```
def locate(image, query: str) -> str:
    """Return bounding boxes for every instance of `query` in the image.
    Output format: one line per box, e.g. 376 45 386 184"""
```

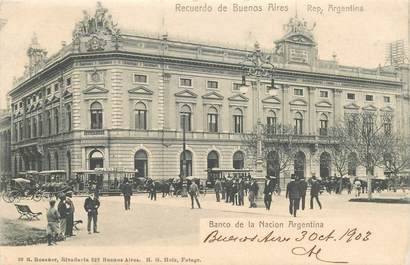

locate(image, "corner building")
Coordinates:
8 4 410 187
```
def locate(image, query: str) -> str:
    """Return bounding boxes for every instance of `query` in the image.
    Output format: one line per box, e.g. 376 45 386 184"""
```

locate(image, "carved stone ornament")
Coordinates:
87 35 107 51
72 2 121 40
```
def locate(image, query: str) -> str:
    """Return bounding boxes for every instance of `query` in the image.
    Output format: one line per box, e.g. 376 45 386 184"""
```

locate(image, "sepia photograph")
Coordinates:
0 0 409 264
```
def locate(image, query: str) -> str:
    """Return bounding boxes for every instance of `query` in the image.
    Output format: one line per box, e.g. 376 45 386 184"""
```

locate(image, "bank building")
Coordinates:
3 3 409 187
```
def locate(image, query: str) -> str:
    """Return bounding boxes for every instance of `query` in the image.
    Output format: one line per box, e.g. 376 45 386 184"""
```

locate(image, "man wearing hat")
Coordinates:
298 176 308 210
310 176 322 209
263 176 274 210
286 174 302 217
46 199 60 245
84 193 100 234
57 194 68 239
65 191 75 237
120 178 133 210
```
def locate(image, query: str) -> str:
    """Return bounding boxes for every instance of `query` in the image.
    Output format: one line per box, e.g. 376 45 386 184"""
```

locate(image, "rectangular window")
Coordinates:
135 110 147 130
234 115 243 133
32 118 37 138
232 83 242 91
54 83 59 92
347 93 355 100
134 74 148 84
365 95 374 101
207 80 218 89
66 77 71 87
38 115 43 137
46 87 51 95
91 110 103 129
384 96 390 103
294 88 303 96
320 91 328 98
208 114 218 132
267 117 277 133
26 118 31 139
320 120 328 136
19 102 23 108
180 78 192 87
180 113 191 132
294 119 303 135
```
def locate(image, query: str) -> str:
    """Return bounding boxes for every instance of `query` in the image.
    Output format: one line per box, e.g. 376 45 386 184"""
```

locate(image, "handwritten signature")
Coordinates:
291 245 348 264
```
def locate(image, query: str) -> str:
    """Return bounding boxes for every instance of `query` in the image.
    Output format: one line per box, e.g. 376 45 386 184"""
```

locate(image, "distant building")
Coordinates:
0 109 11 179
7 3 410 186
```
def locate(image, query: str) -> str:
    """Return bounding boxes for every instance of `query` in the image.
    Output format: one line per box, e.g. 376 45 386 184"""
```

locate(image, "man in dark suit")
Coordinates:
214 178 222 202
298 177 308 210
120 178 133 210
84 193 100 234
286 175 302 217
310 176 322 209
263 176 274 210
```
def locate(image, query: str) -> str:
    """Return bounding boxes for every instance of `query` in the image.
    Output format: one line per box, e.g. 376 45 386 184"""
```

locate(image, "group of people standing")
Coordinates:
46 192 100 246
286 175 322 217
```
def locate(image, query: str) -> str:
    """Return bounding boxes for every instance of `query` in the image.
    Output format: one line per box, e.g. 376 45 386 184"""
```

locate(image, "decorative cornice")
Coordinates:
174 89 198 98
202 91 224 100
83 85 109 94
228 94 249 102
128 86 153 95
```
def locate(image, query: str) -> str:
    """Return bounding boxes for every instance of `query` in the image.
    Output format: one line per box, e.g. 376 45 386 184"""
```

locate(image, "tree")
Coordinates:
241 123 302 181
342 111 395 198
383 136 410 190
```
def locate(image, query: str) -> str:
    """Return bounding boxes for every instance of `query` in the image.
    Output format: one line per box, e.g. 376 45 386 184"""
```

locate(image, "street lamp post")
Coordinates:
181 113 188 197
240 42 277 180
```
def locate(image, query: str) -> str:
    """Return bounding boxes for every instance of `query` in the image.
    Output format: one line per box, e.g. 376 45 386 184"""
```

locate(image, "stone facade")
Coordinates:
6 4 410 187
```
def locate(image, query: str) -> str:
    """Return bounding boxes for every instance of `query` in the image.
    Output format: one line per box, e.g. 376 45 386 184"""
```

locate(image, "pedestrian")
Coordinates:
354 178 361 197
57 194 68 240
46 200 60 246
310 176 322 209
214 178 222 202
238 178 245 206
286 176 302 217
232 180 238 205
298 177 308 210
150 181 157 201
248 178 259 208
221 178 226 200
120 179 133 210
263 176 274 210
225 178 232 203
84 193 100 234
65 191 75 237
189 180 201 209
169 183 175 197
113 177 119 190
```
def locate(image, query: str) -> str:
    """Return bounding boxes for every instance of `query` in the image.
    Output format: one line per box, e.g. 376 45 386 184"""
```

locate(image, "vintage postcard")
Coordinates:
0 0 409 264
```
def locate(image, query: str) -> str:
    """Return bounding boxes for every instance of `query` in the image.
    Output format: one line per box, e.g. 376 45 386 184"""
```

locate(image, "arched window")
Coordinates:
90 102 103 129
207 151 219 169
54 108 59 134
134 150 148 177
319 152 331 179
294 112 303 135
233 151 244 169
67 151 72 179
180 150 193 177
66 105 72 132
319 114 328 136
294 151 306 179
180 105 192 132
233 108 243 133
135 102 147 130
32 117 37 138
267 110 277 133
54 152 59 170
348 152 357 176
38 114 43 136
207 107 218 132
89 150 104 170
47 152 51 170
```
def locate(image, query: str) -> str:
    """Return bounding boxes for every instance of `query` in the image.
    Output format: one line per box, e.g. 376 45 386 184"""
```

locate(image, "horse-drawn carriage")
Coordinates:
2 178 42 203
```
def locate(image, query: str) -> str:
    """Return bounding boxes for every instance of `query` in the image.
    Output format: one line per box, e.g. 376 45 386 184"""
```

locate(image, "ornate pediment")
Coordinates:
128 86 153 95
380 106 394 112
202 91 224 100
315 100 332 108
344 103 360 110
174 89 198 98
362 104 377 111
83 85 109 94
228 94 249 102
289 98 308 106
262 95 281 104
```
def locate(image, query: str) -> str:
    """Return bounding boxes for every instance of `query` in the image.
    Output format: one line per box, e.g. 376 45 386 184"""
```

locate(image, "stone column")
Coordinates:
308 86 316 135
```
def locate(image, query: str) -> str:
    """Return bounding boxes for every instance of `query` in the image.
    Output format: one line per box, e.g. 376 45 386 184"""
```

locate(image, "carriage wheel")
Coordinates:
33 191 42 202
2 191 12 203
10 191 21 203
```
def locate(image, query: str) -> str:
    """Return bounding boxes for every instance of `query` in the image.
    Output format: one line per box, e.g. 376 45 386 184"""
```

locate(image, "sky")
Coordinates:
0 0 408 109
